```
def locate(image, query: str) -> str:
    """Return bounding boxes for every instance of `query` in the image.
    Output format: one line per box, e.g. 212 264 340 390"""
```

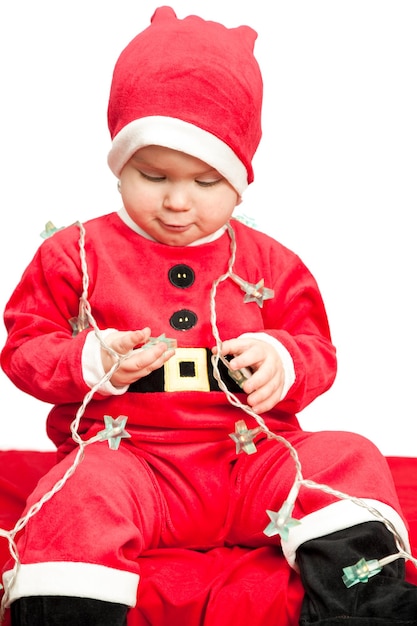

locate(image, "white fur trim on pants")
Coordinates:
282 498 410 570
2 561 139 608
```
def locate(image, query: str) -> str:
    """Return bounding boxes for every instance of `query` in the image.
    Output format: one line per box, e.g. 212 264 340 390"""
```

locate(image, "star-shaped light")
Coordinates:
263 501 301 541
142 334 177 350
229 274 274 308
97 415 131 450
233 213 257 229
241 279 275 308
40 221 65 239
342 557 382 588
68 314 90 336
68 301 90 336
229 419 262 455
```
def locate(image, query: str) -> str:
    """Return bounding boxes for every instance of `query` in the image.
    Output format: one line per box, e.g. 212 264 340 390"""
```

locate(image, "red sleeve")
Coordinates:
258 245 337 414
1 226 92 405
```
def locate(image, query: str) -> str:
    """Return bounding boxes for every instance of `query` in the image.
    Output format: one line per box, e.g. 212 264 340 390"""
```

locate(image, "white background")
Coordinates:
0 1 416 455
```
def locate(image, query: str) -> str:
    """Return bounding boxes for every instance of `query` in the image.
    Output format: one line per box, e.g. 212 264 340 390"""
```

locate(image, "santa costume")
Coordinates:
1 6 416 626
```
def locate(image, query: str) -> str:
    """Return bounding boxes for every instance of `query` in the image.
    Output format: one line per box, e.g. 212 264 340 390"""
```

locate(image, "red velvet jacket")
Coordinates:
1 214 336 454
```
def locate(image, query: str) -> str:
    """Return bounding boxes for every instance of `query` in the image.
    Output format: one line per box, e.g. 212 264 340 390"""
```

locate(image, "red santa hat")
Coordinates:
107 6 263 195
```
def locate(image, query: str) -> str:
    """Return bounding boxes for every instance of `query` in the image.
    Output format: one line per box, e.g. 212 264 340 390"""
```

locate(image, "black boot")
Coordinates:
10 596 128 626
296 521 417 625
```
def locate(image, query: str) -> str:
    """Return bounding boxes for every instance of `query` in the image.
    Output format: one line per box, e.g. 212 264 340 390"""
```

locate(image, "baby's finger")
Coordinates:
130 342 176 375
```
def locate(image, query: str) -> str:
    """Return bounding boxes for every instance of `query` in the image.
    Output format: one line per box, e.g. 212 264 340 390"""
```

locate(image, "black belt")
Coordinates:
128 348 243 394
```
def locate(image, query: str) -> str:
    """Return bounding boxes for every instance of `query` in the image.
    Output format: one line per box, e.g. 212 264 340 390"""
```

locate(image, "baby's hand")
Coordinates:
213 337 285 414
101 327 175 388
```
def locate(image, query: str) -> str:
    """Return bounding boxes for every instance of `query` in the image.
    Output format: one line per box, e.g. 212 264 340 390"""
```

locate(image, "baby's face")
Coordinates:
118 145 240 246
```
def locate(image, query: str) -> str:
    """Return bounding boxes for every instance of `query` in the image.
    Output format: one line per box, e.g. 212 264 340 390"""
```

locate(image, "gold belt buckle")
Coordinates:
164 348 210 392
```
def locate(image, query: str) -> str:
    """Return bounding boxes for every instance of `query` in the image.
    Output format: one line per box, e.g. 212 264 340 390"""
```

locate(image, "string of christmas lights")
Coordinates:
1 219 416 622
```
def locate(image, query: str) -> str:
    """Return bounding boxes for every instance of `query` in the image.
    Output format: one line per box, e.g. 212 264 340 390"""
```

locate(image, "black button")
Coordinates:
168 264 195 289
170 309 197 331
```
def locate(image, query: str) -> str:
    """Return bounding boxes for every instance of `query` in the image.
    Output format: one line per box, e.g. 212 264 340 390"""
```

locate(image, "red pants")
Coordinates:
3 429 407 610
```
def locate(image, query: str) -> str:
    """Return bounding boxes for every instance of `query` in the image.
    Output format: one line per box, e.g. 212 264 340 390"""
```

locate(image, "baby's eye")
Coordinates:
195 178 222 188
139 170 166 182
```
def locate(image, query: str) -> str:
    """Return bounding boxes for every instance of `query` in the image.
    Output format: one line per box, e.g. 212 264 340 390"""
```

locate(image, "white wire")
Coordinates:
1 219 416 622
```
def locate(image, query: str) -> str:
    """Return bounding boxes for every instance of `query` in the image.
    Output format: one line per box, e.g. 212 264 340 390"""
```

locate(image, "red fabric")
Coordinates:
107 7 262 184
1 216 336 456
1 451 417 626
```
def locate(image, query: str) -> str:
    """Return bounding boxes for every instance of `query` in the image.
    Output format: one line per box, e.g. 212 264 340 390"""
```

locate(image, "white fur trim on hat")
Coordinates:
107 116 249 195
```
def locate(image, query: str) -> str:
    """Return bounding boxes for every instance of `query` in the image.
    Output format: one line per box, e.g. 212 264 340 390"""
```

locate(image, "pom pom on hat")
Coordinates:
107 6 263 194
